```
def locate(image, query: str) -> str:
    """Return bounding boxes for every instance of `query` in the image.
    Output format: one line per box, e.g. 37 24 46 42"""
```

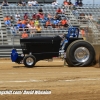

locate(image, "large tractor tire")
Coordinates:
23 55 36 68
66 40 95 67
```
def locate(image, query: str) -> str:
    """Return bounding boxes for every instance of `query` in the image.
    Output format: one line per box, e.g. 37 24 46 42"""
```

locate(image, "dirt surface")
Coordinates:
0 59 100 100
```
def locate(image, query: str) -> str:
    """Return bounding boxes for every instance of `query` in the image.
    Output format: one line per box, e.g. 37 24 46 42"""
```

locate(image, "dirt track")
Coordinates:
0 59 100 100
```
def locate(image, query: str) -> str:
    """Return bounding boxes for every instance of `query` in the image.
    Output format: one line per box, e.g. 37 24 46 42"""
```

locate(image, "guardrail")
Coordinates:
0 45 22 58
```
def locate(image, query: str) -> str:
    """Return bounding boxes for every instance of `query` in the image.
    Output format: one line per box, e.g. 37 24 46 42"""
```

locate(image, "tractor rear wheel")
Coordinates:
66 40 95 67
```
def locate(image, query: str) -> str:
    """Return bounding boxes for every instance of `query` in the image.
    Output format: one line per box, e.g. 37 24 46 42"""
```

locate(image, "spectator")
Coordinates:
55 14 61 20
21 31 28 38
52 18 60 28
79 0 83 7
36 25 42 33
63 0 69 6
42 13 49 23
72 9 79 19
44 13 48 19
36 14 40 20
4 16 11 26
80 28 85 38
79 13 85 20
21 19 27 28
66 0 73 9
60 18 68 28
21 0 26 6
18 0 23 6
75 0 79 6
38 7 43 14
88 14 93 20
39 13 44 20
36 13 44 20
24 13 28 20
48 14 53 19
34 19 39 27
56 8 63 14
26 22 35 37
28 0 33 6
47 14 54 24
17 19 27 31
22 0 26 6
44 20 52 28
60 7 65 14
68 0 73 6
10 15 14 24
17 19 22 25
32 13 37 20
10 25 16 35
2 0 9 6
29 19 34 26
15 13 20 21
52 0 58 8
32 0 38 6
16 19 23 31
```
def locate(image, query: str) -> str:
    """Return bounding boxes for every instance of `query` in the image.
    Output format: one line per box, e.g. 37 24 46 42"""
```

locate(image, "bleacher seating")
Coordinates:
1 4 100 46
73 4 100 44
2 5 64 24
1 5 69 45
75 4 100 20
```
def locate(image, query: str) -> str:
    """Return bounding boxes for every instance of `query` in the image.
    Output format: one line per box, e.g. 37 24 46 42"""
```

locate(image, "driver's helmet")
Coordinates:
70 28 77 37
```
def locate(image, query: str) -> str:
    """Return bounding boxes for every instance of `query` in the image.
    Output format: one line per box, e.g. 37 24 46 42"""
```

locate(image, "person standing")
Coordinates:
21 31 28 38
10 25 17 35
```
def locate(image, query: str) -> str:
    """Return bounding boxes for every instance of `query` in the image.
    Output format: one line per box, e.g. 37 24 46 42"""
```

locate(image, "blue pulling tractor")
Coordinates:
11 27 95 68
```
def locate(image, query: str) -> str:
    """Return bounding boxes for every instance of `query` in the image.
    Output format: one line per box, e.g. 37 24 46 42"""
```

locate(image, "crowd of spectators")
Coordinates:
3 1 69 38
72 8 94 21
2 0 86 38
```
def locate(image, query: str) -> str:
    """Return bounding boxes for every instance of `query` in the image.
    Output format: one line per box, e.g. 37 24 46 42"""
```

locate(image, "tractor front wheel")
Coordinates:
23 55 36 68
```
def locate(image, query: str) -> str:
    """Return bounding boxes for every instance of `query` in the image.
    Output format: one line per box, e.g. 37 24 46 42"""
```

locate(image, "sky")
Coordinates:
58 0 100 4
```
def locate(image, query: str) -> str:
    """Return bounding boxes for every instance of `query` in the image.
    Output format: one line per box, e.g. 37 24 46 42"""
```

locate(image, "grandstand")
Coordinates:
1 4 70 44
0 1 100 57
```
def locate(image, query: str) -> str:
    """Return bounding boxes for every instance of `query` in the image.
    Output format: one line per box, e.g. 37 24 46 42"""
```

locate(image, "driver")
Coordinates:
59 34 68 52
